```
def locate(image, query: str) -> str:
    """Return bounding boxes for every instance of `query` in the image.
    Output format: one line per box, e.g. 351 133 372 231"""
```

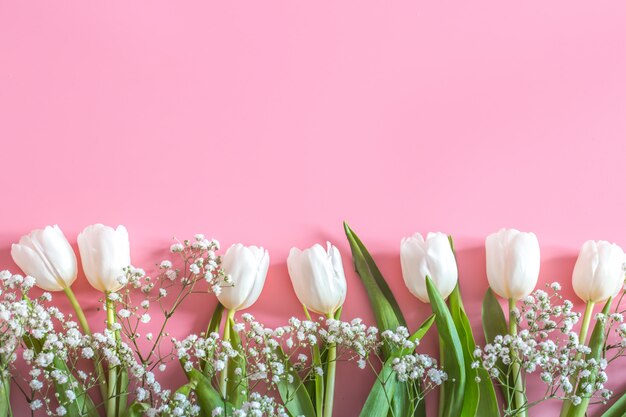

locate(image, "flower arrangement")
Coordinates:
1 223 626 417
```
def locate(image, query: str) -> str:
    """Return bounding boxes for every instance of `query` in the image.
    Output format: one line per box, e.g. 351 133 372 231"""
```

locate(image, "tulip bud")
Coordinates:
400 232 458 303
217 244 270 311
572 240 625 303
485 228 540 300
11 225 78 291
77 224 131 293
287 242 347 316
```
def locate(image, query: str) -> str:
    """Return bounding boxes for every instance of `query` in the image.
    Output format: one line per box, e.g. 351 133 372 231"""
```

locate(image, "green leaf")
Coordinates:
226 316 248 407
202 303 225 376
276 348 317 417
23 335 98 417
567 298 612 417
426 276 466 417
334 306 343 320
400 314 435 417
345 222 426 417
303 305 324 416
115 367 129 417
398 314 436 357
52 355 99 417
359 361 397 417
122 402 149 417
0 373 9 417
411 314 436 343
482 288 520 409
176 383 193 397
344 222 406 346
450 285 499 417
208 303 225 335
190 369 231 417
481 288 508 346
392 379 410 417
601 391 626 417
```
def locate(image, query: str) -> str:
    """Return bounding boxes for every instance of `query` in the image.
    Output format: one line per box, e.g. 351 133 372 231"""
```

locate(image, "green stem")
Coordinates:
106 294 118 417
438 342 445 417
219 309 235 399
559 301 596 417
509 298 527 417
578 301 595 347
302 304 324 417
63 286 91 335
63 286 108 401
304 306 324 417
1 372 11 417
323 313 337 417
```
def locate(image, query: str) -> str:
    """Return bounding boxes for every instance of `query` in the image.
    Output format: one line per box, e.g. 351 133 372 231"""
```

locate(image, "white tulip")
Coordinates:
572 240 625 303
77 224 131 293
287 242 347 316
11 225 77 291
485 228 540 300
217 244 270 311
400 232 458 303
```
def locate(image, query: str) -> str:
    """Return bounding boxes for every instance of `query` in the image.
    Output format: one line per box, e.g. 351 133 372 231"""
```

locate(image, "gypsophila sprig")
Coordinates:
473 283 612 415
111 235 228 376
174 313 380 413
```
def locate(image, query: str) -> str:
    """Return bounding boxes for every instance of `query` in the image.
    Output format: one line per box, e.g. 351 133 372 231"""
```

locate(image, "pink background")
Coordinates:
2 2 626 416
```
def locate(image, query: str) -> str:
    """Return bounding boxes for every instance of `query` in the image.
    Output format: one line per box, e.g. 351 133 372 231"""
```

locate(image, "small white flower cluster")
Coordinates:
473 284 612 412
167 234 226 294
0 271 38 372
174 332 237 376
381 326 447 390
144 391 201 417
102 235 230 388
175 314 380 395
212 392 292 417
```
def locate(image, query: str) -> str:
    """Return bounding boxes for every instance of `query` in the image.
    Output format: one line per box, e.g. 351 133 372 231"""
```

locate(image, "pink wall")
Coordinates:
2 2 626 416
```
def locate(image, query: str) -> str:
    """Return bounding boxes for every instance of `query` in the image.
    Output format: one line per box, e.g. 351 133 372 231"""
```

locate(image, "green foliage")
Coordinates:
449 285 499 416
276 348 317 417
426 276 466 417
601 391 626 417
23 335 98 417
121 402 149 417
190 369 232 417
344 222 406 354
345 222 428 417
0 373 9 417
567 298 612 417
482 288 523 411
226 315 248 408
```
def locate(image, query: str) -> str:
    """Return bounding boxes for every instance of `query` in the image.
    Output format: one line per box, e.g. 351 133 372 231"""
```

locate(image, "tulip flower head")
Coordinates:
217 244 270 311
11 225 78 291
485 228 540 300
287 242 347 316
400 232 458 303
78 224 131 293
572 240 625 303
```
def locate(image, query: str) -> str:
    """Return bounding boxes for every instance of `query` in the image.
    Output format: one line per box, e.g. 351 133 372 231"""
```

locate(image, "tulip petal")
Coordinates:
11 244 64 291
218 244 269 311
506 232 540 300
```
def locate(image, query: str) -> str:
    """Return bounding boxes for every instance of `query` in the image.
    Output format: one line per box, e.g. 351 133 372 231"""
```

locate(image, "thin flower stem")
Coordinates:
578 301 595 346
63 286 108 402
303 305 325 417
1 373 11 417
559 300 596 417
509 298 527 417
106 293 118 417
323 312 337 417
219 309 235 399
